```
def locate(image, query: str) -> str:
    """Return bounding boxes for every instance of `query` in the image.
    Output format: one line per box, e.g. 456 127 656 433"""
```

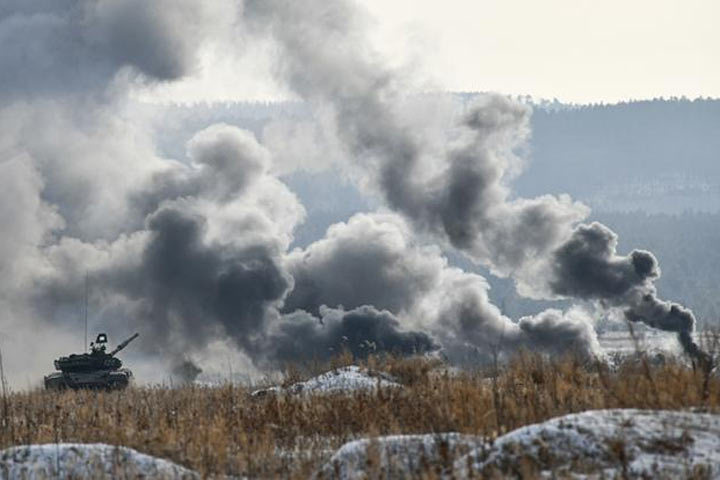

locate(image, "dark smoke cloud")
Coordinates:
284 213 601 361
625 295 705 360
548 222 704 359
284 213 443 315
6 118 304 380
61 124 304 363
265 306 439 366
110 207 291 353
549 222 659 300
35 129 449 370
0 1 267 385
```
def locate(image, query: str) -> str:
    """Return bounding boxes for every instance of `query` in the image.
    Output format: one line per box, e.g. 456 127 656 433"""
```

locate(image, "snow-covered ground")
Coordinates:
0 444 197 479
3 411 717 478
316 433 485 479
318 409 720 479
251 365 402 397
459 409 720 478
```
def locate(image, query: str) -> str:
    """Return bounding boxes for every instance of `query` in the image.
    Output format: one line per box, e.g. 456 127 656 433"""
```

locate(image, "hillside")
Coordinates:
516 98 720 213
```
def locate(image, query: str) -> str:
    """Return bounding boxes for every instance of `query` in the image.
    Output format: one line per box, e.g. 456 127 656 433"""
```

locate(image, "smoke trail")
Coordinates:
548 222 707 361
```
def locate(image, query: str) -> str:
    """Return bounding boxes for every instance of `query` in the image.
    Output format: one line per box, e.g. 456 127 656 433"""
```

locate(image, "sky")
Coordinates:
139 0 720 104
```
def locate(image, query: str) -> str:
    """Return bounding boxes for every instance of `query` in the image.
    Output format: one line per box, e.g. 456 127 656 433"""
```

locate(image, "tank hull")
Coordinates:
44 369 133 391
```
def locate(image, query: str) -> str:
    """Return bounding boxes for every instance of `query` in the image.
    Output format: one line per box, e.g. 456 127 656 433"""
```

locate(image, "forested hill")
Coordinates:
513 98 720 213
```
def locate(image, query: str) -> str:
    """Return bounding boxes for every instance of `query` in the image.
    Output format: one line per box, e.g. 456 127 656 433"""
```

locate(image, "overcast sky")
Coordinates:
140 0 719 104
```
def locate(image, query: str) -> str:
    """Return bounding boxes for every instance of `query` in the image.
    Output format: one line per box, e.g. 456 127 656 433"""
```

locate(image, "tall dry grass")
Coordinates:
0 351 718 478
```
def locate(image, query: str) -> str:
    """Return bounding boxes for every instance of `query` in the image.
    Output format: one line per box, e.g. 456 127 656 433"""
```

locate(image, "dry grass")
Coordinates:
0 351 718 478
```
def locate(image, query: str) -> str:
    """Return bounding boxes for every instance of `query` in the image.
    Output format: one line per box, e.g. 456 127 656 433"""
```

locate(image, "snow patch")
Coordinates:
317 410 720 478
251 365 402 397
0 443 197 479
316 433 484 479
456 409 720 478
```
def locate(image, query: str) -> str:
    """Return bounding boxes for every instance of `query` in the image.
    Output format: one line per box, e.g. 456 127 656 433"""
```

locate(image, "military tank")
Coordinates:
44 332 139 390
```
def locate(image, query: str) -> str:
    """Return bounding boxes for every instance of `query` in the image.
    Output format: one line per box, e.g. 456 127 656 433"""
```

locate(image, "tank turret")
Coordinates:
44 333 140 390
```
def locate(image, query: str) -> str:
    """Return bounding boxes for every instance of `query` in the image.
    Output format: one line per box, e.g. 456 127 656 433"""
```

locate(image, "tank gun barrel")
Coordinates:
110 332 139 356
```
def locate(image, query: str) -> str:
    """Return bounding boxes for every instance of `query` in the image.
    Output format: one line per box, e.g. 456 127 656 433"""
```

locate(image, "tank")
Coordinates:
44 332 140 390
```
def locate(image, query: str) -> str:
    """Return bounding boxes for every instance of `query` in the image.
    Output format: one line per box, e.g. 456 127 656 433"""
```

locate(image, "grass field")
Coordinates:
0 347 718 478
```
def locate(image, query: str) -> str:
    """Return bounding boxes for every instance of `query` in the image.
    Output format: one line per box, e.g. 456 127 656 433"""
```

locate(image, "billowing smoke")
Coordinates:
518 308 601 357
242 0 705 361
31 122 302 365
110 206 289 353
283 213 601 362
266 306 438 365
0 0 706 387
284 213 445 316
113 124 298 358
548 222 707 361
243 1 586 279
